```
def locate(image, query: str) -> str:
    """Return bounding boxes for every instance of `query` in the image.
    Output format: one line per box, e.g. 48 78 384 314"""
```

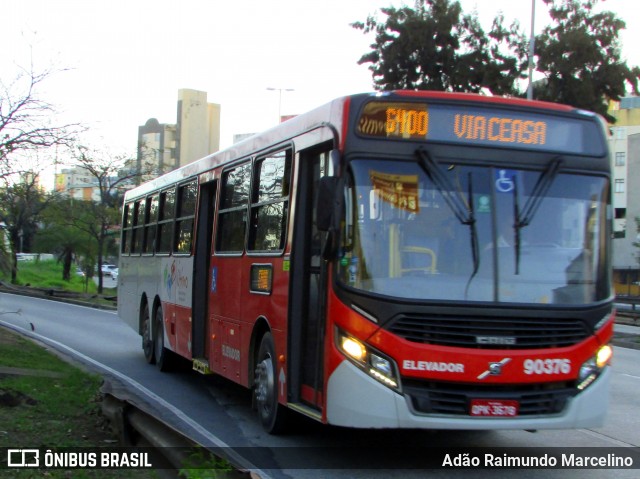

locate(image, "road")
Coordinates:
0 292 638 478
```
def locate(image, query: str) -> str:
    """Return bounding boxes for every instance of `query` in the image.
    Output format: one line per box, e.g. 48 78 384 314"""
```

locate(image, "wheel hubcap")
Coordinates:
255 356 274 413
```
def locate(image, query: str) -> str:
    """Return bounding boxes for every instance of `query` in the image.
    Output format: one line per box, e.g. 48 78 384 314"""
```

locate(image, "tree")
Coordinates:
0 171 49 283
533 0 640 122
352 0 529 95
353 0 640 120
69 144 140 293
0 63 79 175
36 196 93 283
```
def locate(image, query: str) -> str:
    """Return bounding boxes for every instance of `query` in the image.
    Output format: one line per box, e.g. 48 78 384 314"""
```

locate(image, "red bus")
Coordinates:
118 91 614 433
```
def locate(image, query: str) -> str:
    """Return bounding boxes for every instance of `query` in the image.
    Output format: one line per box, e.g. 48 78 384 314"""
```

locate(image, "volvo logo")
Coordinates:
476 336 517 345
478 358 512 380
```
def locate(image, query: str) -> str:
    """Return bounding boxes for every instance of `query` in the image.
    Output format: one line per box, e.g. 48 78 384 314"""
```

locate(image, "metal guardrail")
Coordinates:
0 281 117 309
101 383 252 478
616 296 640 307
614 297 640 328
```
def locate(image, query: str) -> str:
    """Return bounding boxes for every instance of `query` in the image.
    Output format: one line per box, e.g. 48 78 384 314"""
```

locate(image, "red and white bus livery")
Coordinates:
118 91 614 433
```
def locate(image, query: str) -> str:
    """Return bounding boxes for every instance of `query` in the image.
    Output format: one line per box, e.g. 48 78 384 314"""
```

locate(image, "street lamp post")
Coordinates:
266 87 294 122
527 0 536 100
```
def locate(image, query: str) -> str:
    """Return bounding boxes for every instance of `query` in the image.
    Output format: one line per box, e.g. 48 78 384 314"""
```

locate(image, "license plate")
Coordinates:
470 399 519 417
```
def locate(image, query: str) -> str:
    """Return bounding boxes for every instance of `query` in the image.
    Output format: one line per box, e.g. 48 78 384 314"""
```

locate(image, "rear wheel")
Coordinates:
254 332 288 434
154 307 173 372
141 304 155 364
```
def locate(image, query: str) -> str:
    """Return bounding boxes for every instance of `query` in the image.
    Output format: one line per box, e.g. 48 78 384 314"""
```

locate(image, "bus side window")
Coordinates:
249 151 291 252
121 203 133 255
143 194 159 254
157 188 176 254
174 180 197 254
131 199 145 254
142 195 158 254
217 163 251 253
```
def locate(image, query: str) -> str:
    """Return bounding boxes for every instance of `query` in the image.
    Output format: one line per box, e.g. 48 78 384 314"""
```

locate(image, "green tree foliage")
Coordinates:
36 196 95 282
353 0 640 120
70 144 131 293
533 0 640 122
0 172 49 283
352 0 528 95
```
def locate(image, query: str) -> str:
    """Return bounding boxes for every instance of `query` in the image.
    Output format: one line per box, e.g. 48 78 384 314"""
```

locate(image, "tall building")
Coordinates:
137 89 221 180
177 89 221 166
607 97 640 289
137 118 178 183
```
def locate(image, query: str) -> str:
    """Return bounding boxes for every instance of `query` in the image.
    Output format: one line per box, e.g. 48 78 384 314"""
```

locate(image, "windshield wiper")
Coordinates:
416 148 472 224
416 148 479 297
513 157 562 274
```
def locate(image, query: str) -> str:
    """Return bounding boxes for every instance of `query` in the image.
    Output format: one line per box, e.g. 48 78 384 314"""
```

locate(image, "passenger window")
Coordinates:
157 188 176 254
248 151 291 252
217 163 250 253
142 194 159 254
174 180 197 254
121 203 133 254
130 200 145 254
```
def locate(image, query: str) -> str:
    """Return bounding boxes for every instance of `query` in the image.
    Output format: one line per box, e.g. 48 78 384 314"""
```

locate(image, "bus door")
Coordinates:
289 146 332 411
192 178 217 367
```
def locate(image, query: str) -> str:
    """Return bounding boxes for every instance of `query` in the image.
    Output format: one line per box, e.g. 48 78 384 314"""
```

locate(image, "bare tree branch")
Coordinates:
0 63 82 169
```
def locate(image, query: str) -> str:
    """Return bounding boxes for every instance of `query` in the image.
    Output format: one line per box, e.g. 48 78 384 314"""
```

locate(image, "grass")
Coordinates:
5 259 102 294
0 327 152 478
0 261 233 477
0 260 151 477
1 260 118 308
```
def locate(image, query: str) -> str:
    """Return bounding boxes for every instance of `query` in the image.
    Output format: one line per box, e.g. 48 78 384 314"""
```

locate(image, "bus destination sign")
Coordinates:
356 100 598 155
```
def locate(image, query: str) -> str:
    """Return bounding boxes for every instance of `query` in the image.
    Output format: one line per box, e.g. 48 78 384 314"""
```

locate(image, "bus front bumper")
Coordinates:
326 360 611 430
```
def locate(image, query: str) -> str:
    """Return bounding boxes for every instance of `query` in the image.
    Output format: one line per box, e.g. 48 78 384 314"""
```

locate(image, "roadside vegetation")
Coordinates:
0 259 117 301
0 327 152 478
0 259 98 293
0 261 233 477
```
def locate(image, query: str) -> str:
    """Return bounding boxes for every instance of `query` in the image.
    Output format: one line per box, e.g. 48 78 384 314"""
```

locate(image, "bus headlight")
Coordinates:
340 336 366 362
337 330 400 391
577 344 612 391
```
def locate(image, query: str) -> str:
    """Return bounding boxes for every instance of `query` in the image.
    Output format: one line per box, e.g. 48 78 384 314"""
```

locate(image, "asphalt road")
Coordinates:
0 292 638 478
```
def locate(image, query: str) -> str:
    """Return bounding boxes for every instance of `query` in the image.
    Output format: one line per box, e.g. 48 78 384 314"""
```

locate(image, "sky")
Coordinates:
3 0 639 187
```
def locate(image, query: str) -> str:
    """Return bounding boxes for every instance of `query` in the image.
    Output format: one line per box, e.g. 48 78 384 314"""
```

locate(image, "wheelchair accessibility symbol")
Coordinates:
495 169 515 193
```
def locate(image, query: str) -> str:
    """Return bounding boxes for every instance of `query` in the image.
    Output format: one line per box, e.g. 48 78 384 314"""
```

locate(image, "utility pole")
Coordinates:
527 0 536 100
267 87 294 122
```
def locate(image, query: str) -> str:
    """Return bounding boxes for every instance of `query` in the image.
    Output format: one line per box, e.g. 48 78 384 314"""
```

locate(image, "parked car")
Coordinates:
101 264 118 278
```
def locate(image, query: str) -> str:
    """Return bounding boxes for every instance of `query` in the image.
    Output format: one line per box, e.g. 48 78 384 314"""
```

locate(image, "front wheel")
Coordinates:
254 332 288 434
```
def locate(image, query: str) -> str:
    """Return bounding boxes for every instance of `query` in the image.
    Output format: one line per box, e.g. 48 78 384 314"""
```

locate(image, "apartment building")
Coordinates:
54 166 101 202
607 97 640 291
137 89 221 180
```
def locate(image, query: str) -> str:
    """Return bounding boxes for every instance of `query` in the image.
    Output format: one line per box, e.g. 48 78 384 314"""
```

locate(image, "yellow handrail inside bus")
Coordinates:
389 223 438 276
401 245 437 275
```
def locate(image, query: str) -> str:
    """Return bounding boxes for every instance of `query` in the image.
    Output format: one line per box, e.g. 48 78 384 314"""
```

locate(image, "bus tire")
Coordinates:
141 303 155 364
254 332 288 434
154 307 172 372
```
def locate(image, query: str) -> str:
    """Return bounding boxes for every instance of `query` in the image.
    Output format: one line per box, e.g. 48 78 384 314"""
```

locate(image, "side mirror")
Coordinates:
316 176 342 232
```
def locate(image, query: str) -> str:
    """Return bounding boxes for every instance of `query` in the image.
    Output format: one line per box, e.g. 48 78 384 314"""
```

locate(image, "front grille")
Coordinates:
388 313 590 349
403 379 577 416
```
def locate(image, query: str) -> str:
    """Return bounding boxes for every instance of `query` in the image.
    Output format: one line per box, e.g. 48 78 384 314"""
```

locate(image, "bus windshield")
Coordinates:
337 158 610 305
